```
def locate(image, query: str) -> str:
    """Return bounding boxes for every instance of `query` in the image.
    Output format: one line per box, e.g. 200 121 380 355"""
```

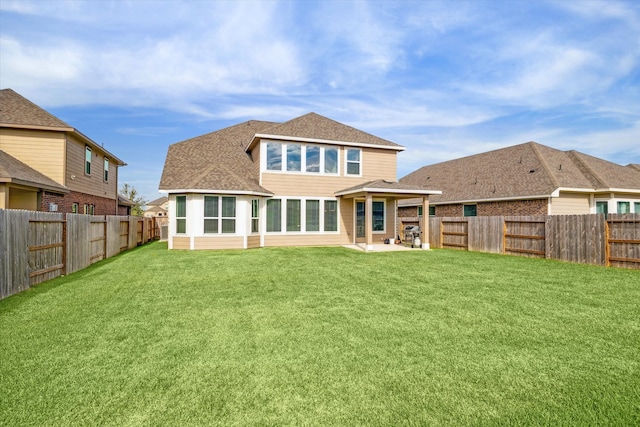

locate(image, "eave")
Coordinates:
247 134 406 152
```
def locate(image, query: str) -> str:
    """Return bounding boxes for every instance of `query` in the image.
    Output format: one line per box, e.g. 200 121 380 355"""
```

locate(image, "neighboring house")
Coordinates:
159 113 440 250
0 88 127 214
144 196 169 228
399 141 640 218
117 195 135 216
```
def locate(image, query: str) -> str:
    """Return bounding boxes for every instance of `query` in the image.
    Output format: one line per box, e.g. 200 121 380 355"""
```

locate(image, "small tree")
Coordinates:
120 183 147 216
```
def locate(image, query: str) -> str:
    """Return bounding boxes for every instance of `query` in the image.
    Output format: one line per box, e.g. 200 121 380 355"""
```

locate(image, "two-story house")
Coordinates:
0 89 127 214
159 113 440 250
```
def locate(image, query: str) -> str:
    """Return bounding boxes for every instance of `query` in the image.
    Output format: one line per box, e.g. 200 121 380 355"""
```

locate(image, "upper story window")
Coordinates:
104 157 109 182
264 141 340 175
346 148 361 176
85 146 92 175
325 147 338 174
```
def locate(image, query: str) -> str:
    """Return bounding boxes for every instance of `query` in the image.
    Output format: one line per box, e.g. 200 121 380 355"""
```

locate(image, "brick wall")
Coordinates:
41 191 119 215
399 199 548 218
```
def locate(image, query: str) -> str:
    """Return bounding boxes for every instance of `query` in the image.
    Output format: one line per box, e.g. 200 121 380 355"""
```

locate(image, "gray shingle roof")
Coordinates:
146 196 168 206
159 120 277 194
0 150 68 193
0 88 72 129
400 141 640 205
250 112 404 150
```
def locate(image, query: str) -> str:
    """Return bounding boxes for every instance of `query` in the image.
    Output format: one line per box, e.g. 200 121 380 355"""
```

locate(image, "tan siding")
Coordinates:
247 235 261 248
194 236 244 249
8 187 38 210
172 236 191 249
551 192 591 215
0 128 65 183
362 148 396 181
251 146 260 184
65 135 118 199
341 198 354 243
263 233 349 247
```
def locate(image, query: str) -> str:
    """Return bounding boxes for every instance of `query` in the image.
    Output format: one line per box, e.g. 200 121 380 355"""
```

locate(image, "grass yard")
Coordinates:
1 242 639 426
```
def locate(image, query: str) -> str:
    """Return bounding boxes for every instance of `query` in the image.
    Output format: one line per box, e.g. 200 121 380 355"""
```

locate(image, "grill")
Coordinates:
404 225 421 247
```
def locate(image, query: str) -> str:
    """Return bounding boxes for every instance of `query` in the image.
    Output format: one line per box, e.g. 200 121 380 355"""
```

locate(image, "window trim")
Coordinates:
251 199 260 234
345 148 362 176
617 201 631 214
175 195 187 234
372 199 386 233
263 141 340 176
203 195 237 234
266 197 339 234
85 146 92 175
103 157 109 182
463 204 478 217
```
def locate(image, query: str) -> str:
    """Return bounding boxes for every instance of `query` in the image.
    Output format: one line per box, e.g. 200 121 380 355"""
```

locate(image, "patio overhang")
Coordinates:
335 180 441 251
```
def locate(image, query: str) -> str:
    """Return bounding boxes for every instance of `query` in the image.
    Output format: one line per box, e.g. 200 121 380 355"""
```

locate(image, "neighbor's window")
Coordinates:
306 146 320 173
306 200 320 232
251 199 260 233
617 201 631 214
324 147 338 174
176 195 186 234
418 206 423 217
286 199 301 231
372 201 385 232
463 204 477 217
103 157 109 182
429 206 436 216
203 196 219 233
72 203 78 214
85 146 92 175
266 142 282 171
635 202 640 213
346 148 361 175
324 200 338 232
90 205 95 215
266 199 282 232
287 144 301 172
596 201 608 215
83 204 89 215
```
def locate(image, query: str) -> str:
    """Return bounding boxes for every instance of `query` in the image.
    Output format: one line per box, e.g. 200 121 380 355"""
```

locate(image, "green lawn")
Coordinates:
1 242 639 426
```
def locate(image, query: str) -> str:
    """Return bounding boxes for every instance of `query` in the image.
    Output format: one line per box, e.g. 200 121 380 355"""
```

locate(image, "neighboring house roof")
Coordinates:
159 120 277 195
117 195 136 207
0 150 68 193
247 112 404 151
144 206 167 215
0 88 126 166
400 141 640 206
147 196 168 207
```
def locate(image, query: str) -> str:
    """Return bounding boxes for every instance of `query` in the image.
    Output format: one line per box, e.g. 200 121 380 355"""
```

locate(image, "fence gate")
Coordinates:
440 219 468 250
606 216 640 268
503 218 545 258
29 217 66 286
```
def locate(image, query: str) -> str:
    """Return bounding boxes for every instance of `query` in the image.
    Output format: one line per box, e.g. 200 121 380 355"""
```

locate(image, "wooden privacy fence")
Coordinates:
1 210 159 299
428 213 640 269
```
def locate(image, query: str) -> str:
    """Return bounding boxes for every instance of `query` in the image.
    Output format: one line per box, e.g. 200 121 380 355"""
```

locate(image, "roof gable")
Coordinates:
249 112 403 150
159 120 277 194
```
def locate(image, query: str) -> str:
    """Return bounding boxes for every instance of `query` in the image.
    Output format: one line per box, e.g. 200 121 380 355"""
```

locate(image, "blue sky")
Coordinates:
1 0 639 202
